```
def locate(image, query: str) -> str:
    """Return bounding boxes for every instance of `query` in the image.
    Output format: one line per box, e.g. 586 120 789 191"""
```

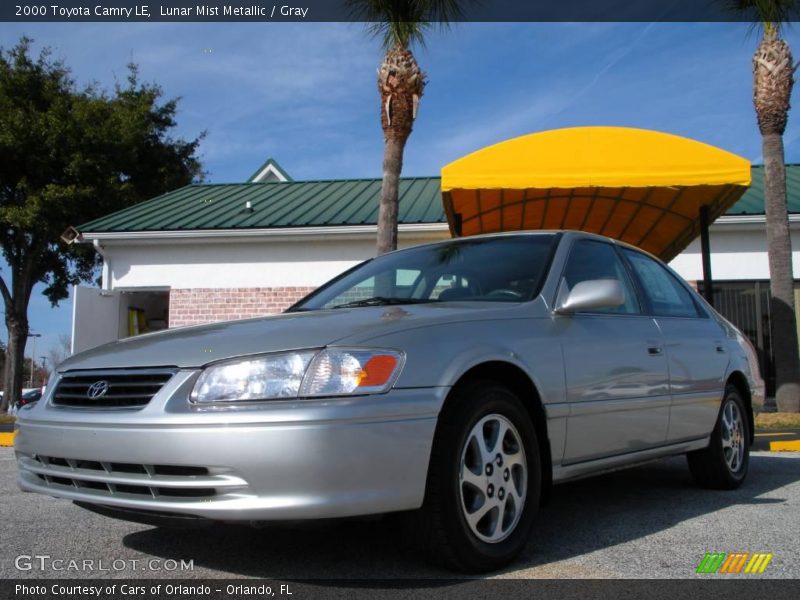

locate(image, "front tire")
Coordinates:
416 380 541 572
687 384 750 489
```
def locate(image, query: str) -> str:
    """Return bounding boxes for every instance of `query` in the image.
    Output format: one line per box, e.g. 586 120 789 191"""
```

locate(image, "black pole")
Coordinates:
699 205 714 307
453 212 463 237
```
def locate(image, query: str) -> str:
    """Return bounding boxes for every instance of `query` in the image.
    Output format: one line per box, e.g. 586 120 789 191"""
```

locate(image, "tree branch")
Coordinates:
0 274 12 308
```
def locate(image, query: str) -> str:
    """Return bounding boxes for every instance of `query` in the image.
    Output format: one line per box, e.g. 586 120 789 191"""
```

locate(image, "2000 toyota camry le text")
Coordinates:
15 231 764 572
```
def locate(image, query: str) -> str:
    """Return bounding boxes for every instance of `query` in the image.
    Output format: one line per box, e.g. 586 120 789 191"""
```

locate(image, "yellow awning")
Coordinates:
441 127 752 262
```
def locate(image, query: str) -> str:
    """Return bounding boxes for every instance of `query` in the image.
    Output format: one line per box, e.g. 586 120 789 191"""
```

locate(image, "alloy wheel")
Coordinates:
721 397 745 474
459 413 527 543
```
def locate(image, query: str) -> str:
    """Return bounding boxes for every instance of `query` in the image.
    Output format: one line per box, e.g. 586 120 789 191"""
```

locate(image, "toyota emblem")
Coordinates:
86 380 110 399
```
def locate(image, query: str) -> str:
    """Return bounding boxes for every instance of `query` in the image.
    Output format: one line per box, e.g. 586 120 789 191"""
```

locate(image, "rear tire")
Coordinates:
687 384 750 490
415 380 541 572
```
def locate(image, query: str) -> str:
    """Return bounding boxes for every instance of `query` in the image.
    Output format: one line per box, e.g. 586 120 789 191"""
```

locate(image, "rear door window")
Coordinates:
621 249 700 318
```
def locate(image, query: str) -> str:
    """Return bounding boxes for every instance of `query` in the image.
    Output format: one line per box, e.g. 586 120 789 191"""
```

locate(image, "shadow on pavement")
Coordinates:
122 454 799 580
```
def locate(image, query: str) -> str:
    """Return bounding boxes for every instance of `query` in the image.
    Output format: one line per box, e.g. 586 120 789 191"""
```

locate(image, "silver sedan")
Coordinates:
15 231 764 572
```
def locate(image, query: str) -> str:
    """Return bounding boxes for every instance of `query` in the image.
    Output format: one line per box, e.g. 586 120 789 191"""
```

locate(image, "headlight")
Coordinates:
192 351 316 403
191 348 404 404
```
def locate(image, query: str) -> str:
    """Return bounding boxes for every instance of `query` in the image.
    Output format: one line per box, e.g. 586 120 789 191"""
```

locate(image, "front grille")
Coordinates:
52 369 176 408
18 455 245 502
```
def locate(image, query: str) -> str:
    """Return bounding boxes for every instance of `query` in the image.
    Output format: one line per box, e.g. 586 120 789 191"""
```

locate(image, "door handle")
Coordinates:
647 345 663 356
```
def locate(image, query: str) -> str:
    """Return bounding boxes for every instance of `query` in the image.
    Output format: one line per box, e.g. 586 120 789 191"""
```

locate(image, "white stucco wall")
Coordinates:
668 224 800 281
104 231 450 290
96 222 800 293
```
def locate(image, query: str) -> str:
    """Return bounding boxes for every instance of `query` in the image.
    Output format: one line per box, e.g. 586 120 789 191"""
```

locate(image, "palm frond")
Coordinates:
347 0 473 48
727 0 800 34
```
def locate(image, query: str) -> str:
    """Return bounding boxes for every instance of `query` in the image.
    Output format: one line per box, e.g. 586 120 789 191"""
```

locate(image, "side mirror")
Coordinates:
555 279 625 315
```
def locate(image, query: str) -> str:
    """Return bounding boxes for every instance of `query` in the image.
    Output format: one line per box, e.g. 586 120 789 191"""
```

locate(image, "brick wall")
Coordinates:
169 287 316 328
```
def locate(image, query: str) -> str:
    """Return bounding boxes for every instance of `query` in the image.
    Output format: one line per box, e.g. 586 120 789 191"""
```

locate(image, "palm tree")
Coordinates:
733 1 800 411
348 1 465 255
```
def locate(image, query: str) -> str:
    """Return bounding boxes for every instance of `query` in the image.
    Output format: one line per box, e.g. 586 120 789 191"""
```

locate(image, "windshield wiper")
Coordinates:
331 296 435 309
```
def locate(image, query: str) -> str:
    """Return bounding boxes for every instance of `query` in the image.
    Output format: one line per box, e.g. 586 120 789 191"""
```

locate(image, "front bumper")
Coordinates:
16 370 447 521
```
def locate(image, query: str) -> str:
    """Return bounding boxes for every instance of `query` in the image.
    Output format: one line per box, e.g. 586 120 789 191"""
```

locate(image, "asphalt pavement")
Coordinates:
1 447 798 580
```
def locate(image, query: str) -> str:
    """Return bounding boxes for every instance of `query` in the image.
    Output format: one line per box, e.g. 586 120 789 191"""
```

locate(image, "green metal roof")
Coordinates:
727 164 800 215
80 177 445 232
78 165 800 233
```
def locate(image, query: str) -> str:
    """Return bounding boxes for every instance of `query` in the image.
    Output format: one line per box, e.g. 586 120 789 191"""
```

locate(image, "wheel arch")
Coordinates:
727 370 754 445
443 360 553 505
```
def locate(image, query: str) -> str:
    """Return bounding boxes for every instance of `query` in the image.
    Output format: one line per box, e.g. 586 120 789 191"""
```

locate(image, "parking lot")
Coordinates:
1 446 798 580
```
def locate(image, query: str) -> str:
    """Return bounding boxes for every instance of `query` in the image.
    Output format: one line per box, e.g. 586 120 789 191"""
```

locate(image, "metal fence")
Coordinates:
698 281 775 397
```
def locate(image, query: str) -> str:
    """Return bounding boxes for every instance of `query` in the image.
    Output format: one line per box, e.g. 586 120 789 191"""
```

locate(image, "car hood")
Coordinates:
58 302 527 371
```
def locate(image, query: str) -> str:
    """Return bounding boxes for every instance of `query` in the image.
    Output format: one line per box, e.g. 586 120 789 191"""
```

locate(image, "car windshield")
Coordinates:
291 234 558 311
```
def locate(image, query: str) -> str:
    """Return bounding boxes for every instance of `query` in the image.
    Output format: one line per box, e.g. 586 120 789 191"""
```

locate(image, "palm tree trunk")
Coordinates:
374 43 424 256
763 131 800 411
376 135 406 255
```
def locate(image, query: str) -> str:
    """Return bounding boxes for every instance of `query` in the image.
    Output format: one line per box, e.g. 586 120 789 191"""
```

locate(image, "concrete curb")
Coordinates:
765 440 800 452
753 429 800 452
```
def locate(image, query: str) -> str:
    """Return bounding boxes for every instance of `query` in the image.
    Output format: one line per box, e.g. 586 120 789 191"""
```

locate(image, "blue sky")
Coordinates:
2 21 800 361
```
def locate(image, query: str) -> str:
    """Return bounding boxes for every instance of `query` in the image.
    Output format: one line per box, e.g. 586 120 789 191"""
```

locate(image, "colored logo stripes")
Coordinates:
697 552 773 574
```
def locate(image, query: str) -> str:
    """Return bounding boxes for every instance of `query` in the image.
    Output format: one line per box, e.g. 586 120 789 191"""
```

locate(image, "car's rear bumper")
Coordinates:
15 375 447 522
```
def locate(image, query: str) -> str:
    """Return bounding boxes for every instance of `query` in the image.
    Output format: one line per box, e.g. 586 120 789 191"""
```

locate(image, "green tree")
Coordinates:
348 1 466 255
0 38 204 412
732 1 800 411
